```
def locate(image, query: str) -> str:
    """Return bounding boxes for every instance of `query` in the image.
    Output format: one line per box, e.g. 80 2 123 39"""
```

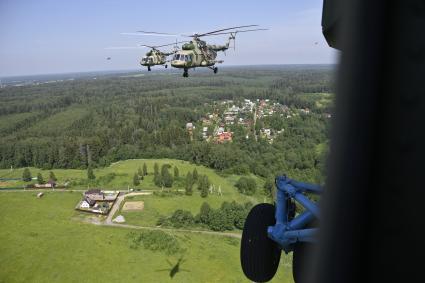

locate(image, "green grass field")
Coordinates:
0 191 294 283
0 159 266 199
1 159 268 230
118 193 252 228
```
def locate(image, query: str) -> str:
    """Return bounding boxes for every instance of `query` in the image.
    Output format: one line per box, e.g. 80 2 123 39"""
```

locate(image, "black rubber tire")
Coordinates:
241 203 281 282
214 67 218 74
292 242 316 283
165 64 168 68
148 66 151 71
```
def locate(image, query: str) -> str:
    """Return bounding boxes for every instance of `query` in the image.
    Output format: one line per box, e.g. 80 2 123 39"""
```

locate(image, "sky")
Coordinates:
0 0 338 77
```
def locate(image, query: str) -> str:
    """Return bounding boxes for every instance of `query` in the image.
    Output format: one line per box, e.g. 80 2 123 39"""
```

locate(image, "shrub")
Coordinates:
208 210 227 231
169 209 195 228
199 202 212 225
22 168 32 182
126 230 180 255
235 177 257 195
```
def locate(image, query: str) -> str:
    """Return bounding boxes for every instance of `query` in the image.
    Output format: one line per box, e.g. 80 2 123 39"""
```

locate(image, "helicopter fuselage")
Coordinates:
171 38 227 70
140 53 167 67
140 49 174 69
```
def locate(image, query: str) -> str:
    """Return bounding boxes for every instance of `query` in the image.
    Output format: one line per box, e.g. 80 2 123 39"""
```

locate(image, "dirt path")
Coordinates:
103 191 241 239
102 223 242 239
106 192 152 224
2 189 242 239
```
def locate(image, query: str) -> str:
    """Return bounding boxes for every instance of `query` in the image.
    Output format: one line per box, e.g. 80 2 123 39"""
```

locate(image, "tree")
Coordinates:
192 168 198 181
154 173 163 187
162 168 173 188
153 162 161 187
87 166 95 180
154 163 159 176
235 177 257 195
174 166 179 178
49 171 57 182
199 202 211 224
169 210 195 228
133 172 140 186
264 178 275 196
201 185 208 198
185 172 193 196
198 175 210 198
37 173 44 184
143 163 147 176
138 166 143 177
22 168 32 182
208 210 227 231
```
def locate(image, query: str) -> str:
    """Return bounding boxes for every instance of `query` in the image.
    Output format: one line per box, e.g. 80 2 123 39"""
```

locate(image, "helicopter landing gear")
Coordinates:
240 203 281 282
183 68 189 78
148 66 151 72
208 66 218 74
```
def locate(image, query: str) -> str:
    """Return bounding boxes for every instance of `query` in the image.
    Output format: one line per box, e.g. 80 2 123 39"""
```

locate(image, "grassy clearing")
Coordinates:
118 193 250 227
0 191 294 282
0 159 267 201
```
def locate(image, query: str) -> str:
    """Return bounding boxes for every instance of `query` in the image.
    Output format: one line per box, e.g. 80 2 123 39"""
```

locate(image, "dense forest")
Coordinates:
0 65 334 183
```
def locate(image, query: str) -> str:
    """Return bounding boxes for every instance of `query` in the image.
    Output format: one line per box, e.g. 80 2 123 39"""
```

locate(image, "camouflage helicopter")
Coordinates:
139 42 183 71
107 32 184 71
136 25 267 77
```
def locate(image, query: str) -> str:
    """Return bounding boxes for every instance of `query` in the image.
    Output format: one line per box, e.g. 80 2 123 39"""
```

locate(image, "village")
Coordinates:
186 98 331 144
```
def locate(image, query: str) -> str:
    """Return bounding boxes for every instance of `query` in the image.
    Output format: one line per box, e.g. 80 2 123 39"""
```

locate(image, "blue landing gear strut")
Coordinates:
241 176 322 282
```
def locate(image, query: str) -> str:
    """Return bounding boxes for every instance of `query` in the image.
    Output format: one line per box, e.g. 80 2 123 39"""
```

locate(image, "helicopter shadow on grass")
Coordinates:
155 255 190 279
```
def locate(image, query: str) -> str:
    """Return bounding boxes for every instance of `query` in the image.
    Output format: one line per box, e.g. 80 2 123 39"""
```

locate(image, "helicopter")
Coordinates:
139 41 184 71
106 32 185 71
136 25 268 77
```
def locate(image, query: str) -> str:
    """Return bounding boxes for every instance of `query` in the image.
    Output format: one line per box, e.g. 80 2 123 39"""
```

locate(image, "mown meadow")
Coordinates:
0 191 294 282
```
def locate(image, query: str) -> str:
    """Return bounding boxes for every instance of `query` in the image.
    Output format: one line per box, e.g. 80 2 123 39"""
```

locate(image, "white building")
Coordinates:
80 200 90 209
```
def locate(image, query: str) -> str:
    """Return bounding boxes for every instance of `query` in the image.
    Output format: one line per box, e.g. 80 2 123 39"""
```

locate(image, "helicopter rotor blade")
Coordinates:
136 30 179 36
121 32 179 37
204 28 269 36
194 25 259 37
140 41 186 49
140 45 155 49
104 46 145 50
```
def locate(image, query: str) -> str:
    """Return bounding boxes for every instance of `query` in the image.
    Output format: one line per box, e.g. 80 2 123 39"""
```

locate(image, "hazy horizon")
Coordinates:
0 63 337 79
0 0 338 77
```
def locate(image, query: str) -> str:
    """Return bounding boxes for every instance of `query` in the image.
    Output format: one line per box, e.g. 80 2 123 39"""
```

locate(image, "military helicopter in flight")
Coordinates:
139 42 184 71
136 25 268 77
106 33 185 71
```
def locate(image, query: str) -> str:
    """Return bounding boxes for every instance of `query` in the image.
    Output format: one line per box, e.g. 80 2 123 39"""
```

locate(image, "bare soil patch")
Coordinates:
123 201 145 211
